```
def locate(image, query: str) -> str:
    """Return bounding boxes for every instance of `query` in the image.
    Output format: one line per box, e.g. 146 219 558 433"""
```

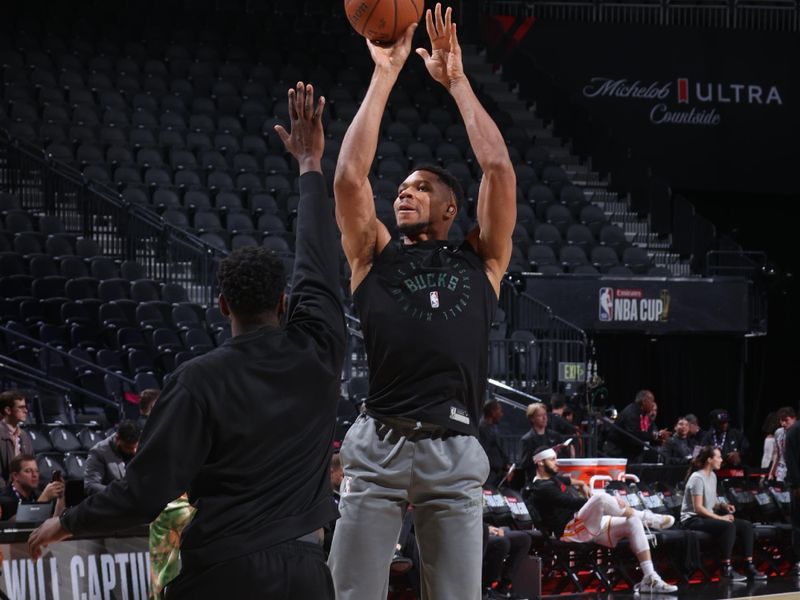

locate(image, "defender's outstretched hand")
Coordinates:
416 3 465 90
274 82 325 174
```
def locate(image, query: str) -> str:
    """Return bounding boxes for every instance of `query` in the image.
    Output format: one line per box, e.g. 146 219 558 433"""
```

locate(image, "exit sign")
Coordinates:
558 362 586 383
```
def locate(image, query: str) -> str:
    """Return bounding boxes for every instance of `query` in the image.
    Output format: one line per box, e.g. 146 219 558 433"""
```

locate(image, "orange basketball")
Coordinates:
345 0 424 44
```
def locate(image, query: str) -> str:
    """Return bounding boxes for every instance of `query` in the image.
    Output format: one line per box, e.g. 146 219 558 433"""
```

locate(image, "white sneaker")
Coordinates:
640 509 675 530
634 574 678 594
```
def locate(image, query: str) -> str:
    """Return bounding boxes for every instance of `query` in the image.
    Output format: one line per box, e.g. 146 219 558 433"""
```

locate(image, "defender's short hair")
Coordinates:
217 247 286 316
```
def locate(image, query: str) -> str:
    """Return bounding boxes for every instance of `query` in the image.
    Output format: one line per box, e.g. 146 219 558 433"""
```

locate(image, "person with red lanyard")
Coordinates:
602 390 671 461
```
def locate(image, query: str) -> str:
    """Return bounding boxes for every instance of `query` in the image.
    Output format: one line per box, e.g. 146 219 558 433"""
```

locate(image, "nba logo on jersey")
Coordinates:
429 291 440 309
598 287 614 321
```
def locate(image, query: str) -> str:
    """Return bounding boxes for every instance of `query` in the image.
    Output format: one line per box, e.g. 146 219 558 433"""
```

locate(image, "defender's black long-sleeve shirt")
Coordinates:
62 172 346 570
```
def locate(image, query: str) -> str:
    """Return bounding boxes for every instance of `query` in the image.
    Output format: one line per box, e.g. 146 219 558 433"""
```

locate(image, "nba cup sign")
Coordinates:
598 287 671 323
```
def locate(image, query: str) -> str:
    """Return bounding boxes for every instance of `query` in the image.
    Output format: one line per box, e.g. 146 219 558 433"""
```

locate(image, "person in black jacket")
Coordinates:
602 390 670 461
479 399 511 487
660 417 694 464
784 418 800 572
29 83 346 600
548 394 577 439
699 409 749 468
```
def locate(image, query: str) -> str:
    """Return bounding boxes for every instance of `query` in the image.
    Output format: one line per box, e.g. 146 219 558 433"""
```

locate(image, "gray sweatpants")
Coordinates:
328 414 490 600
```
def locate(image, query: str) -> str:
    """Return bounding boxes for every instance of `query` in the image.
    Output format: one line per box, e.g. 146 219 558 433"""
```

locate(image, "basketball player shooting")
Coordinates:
328 4 516 599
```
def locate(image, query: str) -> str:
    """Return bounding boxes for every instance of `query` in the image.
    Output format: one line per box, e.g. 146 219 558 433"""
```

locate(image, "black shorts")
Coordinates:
165 540 333 600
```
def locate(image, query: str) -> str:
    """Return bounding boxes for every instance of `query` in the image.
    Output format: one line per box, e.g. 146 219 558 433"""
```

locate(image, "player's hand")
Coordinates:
28 517 71 560
416 3 466 90
720 514 734 522
274 82 325 174
489 526 504 537
38 481 65 502
366 23 417 75
726 503 736 514
658 429 672 442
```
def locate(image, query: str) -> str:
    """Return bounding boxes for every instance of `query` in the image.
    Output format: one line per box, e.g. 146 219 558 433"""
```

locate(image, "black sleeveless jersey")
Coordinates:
353 240 496 436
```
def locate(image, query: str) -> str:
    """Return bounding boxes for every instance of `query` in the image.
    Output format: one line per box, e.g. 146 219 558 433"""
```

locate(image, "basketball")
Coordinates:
344 0 423 44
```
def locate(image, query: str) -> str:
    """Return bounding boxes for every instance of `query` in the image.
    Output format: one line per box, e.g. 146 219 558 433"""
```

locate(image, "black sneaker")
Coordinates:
720 564 747 582
745 563 767 580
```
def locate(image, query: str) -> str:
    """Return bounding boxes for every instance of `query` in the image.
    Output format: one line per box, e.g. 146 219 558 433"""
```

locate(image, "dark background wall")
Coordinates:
481 16 798 458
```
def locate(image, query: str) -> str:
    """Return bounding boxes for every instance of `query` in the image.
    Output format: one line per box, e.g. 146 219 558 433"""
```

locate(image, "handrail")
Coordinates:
488 379 543 404
704 250 768 334
0 130 227 305
0 353 119 410
483 0 800 31
705 250 768 277
0 325 135 384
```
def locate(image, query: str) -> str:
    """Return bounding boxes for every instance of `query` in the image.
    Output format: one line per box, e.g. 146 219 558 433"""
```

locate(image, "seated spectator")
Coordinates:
680 445 766 581
548 394 576 438
137 388 161 430
84 420 141 495
768 407 796 482
482 524 531 599
0 390 34 488
660 417 694 464
0 454 65 520
602 390 670 461
479 399 511 487
518 403 568 484
684 413 701 452
529 446 677 594
699 410 749 469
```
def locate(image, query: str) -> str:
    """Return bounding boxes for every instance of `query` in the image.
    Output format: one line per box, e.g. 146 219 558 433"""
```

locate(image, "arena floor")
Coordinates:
550 575 800 599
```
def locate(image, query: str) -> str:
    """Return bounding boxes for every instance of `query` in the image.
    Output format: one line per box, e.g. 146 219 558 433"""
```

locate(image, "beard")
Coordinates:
544 464 559 478
398 220 432 238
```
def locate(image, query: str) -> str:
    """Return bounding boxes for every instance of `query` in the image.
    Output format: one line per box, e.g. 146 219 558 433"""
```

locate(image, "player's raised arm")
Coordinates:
417 3 516 295
334 24 416 291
